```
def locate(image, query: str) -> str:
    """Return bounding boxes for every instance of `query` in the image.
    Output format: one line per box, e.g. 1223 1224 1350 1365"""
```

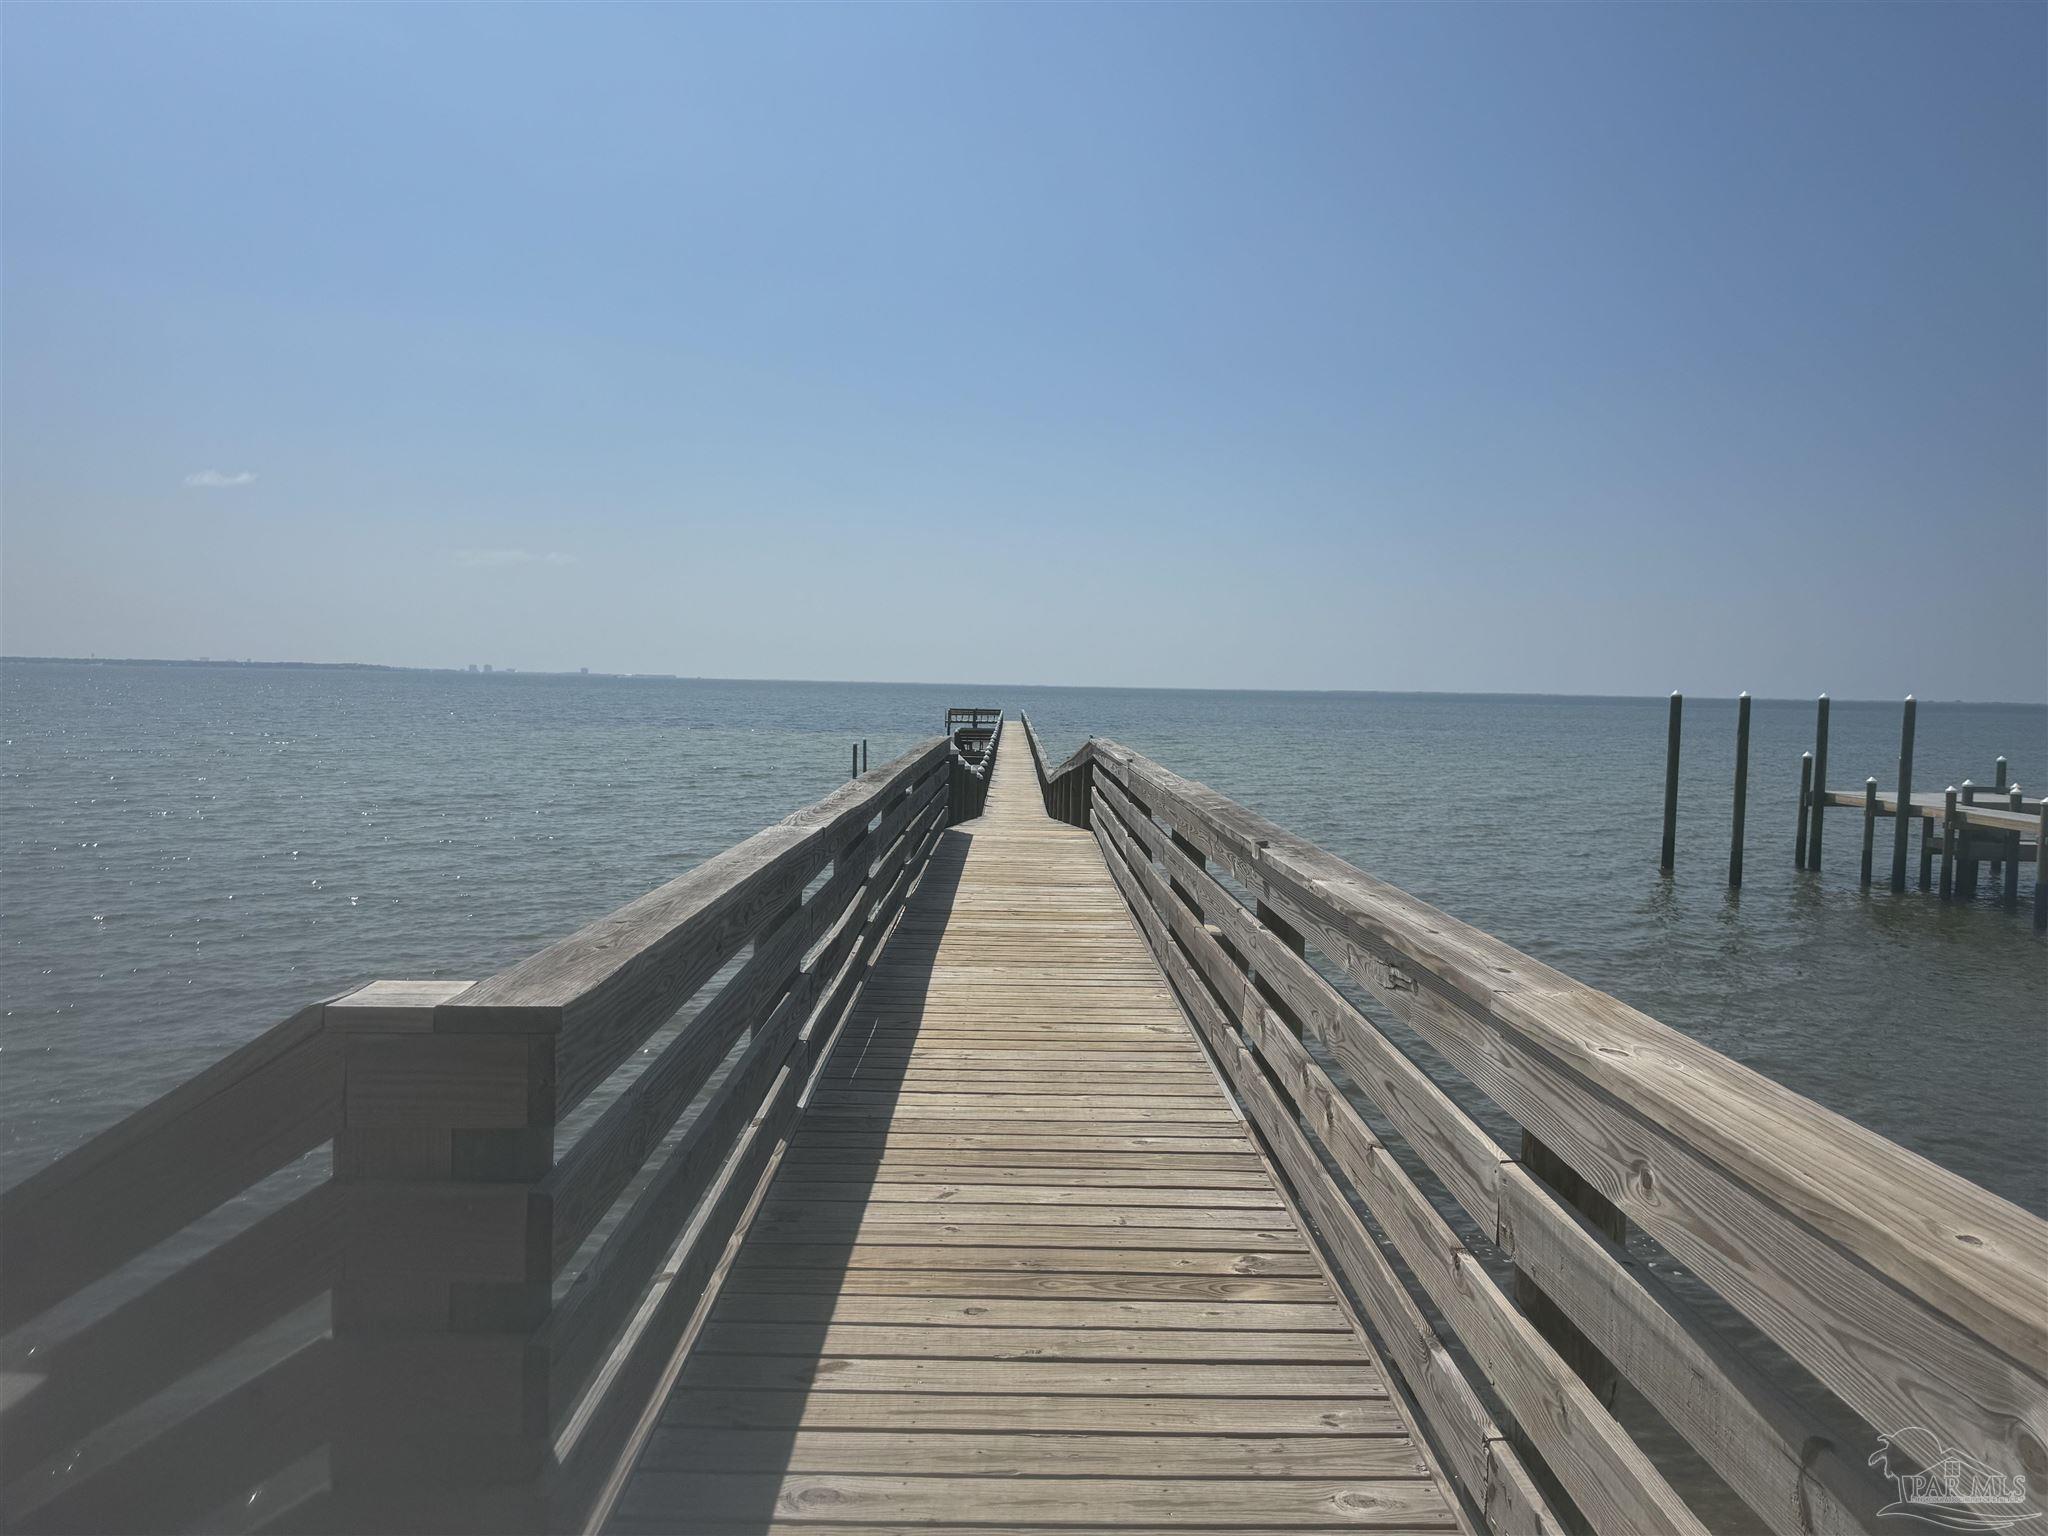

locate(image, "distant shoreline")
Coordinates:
2 655 2041 708
1 655 679 680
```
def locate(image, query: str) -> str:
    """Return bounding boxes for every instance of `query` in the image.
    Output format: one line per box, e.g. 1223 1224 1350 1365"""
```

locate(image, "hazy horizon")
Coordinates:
4 4 2043 701
7 650 2046 710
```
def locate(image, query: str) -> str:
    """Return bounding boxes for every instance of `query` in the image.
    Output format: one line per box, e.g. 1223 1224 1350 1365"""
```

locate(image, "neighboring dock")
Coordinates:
1 710 2043 1536
1659 688 2045 926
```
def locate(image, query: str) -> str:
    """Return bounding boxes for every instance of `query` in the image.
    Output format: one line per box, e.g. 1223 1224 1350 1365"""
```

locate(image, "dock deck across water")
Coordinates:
605 729 1461 1533
3 711 2043 1536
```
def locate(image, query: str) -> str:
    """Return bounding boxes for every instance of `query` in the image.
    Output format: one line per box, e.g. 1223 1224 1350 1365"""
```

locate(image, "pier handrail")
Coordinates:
1045 734 2048 1536
1020 711 1055 811
0 732 961 1535
1019 712 1091 824
946 715 1002 824
0 1006 342 1532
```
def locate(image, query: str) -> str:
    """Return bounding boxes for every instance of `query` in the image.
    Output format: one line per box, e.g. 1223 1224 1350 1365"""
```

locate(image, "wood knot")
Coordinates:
2017 1428 2048 1480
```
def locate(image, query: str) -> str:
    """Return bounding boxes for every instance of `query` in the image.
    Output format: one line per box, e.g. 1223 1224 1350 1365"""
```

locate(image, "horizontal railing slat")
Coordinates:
14 1335 330 1536
552 789 948 1510
0 1004 340 1333
1494 1168 1886 1535
1084 739 2048 1508
545 764 947 1269
0 1182 341 1487
1093 769 1508 1225
545 780 948 1425
1092 766 1883 1535
0 726 969 1536
1091 792 1699 1536
1089 805 1561 1536
547 980 813 1420
441 737 947 1115
1089 740 2048 1373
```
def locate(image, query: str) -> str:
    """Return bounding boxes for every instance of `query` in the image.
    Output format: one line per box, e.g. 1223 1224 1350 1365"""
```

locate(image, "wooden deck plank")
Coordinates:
719 1270 1343 1302
657 1392 1404 1435
728 1245 1324 1275
606 723 1469 1535
709 1295 1349 1329
764 1180 1284 1206
633 1431 1424 1476
690 1322 1366 1362
612 1474 1457 1530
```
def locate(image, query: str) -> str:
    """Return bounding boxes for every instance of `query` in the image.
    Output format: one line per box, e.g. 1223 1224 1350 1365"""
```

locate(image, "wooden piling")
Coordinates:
1860 778 1878 887
851 744 859 779
1660 692 1682 873
1805 694 1829 869
1992 758 2009 880
1890 696 1916 892
1795 753 1812 869
1921 810 1935 891
1728 693 1750 888
1940 788 1957 900
1961 782 1978 899
862 739 869 774
2036 800 2047 932
2006 786 2023 912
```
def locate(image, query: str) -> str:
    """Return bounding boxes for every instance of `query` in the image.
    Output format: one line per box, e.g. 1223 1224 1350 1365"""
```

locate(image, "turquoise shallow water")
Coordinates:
2 661 2042 1214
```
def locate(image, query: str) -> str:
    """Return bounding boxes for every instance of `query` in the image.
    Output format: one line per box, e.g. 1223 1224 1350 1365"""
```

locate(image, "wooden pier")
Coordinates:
1816 785 2043 912
2 712 2044 1536
604 725 1462 1533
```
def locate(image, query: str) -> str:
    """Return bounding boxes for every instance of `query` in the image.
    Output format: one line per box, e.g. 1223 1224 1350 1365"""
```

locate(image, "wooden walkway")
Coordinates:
607 727 1469 1534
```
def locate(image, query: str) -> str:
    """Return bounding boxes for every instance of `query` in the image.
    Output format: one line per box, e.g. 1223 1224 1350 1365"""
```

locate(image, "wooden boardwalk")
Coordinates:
607 729 1468 1534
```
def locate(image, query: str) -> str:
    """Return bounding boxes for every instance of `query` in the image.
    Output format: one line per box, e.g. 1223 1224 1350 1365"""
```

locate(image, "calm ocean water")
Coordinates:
3 661 2043 1215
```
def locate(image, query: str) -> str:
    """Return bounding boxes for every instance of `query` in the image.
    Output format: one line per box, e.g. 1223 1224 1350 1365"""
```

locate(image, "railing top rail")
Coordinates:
1044 734 1095 782
1017 713 1052 776
1077 736 2048 1377
438 736 947 1111
451 734 946 1020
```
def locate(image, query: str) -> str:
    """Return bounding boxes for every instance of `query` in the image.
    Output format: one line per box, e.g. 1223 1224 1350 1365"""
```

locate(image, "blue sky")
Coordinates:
4 3 2042 698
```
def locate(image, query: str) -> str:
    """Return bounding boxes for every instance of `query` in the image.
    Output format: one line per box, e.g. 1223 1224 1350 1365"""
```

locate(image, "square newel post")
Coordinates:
326 980 559 1535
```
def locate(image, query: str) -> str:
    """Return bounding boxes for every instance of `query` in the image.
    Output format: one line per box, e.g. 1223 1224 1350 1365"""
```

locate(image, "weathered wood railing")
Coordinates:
0 732 963 1535
1025 720 2048 1536
947 715 1001 825
1022 712 1090 826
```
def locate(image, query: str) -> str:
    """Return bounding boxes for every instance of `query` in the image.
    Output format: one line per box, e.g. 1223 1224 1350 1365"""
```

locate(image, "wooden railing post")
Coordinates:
1253 901 1307 1040
1514 1133 1626 1412
327 980 558 1535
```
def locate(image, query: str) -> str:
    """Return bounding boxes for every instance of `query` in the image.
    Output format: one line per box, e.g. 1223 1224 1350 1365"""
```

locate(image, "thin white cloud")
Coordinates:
183 469 258 489
454 548 577 568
